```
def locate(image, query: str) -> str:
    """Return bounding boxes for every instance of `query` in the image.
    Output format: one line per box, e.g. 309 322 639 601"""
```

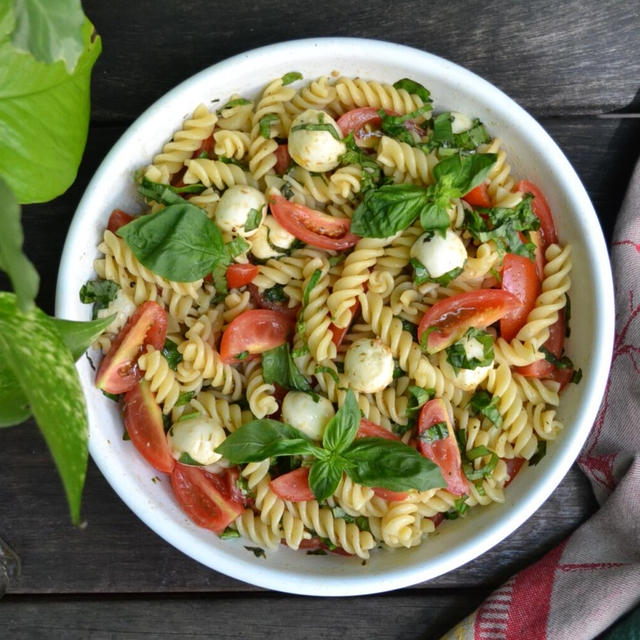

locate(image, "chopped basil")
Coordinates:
410 257 462 286
219 527 241 540
407 385 434 420
291 122 342 142
218 155 248 170
445 495 470 519
79 279 119 318
303 269 322 308
418 421 449 443
565 295 572 338
328 254 346 267
392 422 413 437
244 208 262 233
314 365 340 385
225 236 250 259
399 317 418 340
446 328 494 372
234 350 249 361
263 285 288 303
339 132 383 192
218 97 250 111
528 440 547 466
463 449 499 481
244 546 266 558
175 391 194 407
138 177 185 206
571 368 583 384
392 362 403 380
262 343 314 395
379 105 431 145
392 78 432 105
421 113 489 152
540 345 574 369
464 194 540 259
162 338 182 371
469 390 503 427
167 183 206 194
101 390 120 402
281 71 303 86
306 548 327 556
178 452 204 466
177 411 201 423
259 114 279 139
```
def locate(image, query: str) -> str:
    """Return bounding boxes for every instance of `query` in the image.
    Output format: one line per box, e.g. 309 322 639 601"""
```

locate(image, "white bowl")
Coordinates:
56 37 614 596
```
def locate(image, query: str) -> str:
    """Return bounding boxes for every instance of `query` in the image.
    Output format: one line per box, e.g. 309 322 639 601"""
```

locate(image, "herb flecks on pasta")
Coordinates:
85 72 577 559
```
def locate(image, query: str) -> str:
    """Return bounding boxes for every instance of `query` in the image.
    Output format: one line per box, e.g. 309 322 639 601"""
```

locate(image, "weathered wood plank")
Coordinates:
0 419 595 594
0 590 489 640
82 0 640 122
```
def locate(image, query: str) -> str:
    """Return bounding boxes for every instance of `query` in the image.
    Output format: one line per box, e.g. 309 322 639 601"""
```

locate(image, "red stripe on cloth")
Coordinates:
503 541 567 640
557 561 625 572
474 578 514 639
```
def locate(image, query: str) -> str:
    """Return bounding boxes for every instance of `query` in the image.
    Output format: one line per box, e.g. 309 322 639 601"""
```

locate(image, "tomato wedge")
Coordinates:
336 107 424 142
417 289 520 354
219 309 294 363
515 180 558 248
226 263 259 289
372 487 408 502
503 457 526 487
192 133 214 159
274 143 291 174
357 418 400 441
107 209 134 233
269 195 360 251
170 464 244 533
123 379 175 473
417 398 467 496
96 301 167 394
515 310 565 379
270 467 315 502
500 253 540 342
247 283 299 320
330 300 360 347
462 182 491 208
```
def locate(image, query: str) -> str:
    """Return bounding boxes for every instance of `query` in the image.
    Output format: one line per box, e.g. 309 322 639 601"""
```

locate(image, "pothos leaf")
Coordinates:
0 292 88 523
0 176 39 311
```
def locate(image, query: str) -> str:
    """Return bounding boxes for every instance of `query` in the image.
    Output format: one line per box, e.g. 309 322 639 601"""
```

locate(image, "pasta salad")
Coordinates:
82 72 580 559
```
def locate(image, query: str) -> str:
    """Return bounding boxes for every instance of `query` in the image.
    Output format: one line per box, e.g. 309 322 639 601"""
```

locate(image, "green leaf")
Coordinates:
343 437 445 492
50 314 115 361
421 113 489 152
175 391 194 407
410 256 461 286
263 285 288 304
417 421 449 443
259 114 279 139
392 78 432 104
78 278 119 318
262 343 314 395
339 132 382 192
309 458 345 501
434 152 497 197
281 71 302 86
215 419 317 463
0 358 30 427
218 97 250 111
11 0 85 71
322 389 360 454
0 292 88 523
463 450 499 481
117 203 228 282
291 122 342 142
162 338 182 371
419 200 451 234
138 177 185 206
350 183 428 238
469 390 503 427
0 176 39 311
0 18 101 203
379 105 431 145
406 385 433 420
446 328 494 372
244 208 262 233
528 440 547 466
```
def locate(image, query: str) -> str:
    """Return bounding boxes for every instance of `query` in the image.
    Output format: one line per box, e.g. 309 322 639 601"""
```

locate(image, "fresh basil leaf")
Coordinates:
79 278 119 318
399 317 418 340
418 421 449 443
418 200 450 234
244 546 266 558
452 119 490 151
528 440 547 466
225 236 250 259
540 345 574 369
392 78 432 104
446 328 494 372
291 122 342 142
339 132 382 193
262 343 314 394
344 437 445 491
410 257 461 287
0 18 101 203
565 295 572 338
263 285 288 303
407 385 433 420
168 183 206 194
50 314 115 361
244 208 262 233
281 71 303 86
162 339 182 371
433 152 497 197
215 419 317 463
431 112 454 147
219 527 241 540
218 155 248 170
0 177 39 311
303 268 322 308
211 262 228 295
101 390 120 403
11 0 85 71
328 253 346 268
314 366 340 385
463 451 499 480
177 411 201 423
219 97 250 111
234 350 249 360
259 114 279 139
175 391 194 407
322 388 360 454
117 203 227 282
0 292 88 523
571 368 583 384
469 390 503 427
464 194 540 259
138 177 185 206
309 458 345 501
422 114 489 152
350 183 428 238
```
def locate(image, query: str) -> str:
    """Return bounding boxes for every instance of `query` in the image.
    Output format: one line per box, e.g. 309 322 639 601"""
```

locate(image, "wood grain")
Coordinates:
82 0 640 122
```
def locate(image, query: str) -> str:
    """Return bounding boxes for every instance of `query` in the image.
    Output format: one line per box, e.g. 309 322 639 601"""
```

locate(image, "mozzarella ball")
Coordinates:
167 416 226 466
410 229 467 279
281 391 335 441
250 214 297 260
450 111 473 134
344 338 395 394
215 185 266 237
288 109 346 172
450 333 493 391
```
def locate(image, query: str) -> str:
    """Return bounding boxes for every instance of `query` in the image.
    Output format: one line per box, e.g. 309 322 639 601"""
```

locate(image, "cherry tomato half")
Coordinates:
462 182 491 208
357 418 400 441
219 309 294 364
269 467 314 502
96 301 167 394
500 253 540 342
336 107 424 142
226 263 259 289
417 289 520 354
107 209 135 233
503 457 526 487
330 300 360 347
274 143 291 174
417 398 467 496
123 379 175 473
269 194 360 251
170 464 244 534
515 180 558 248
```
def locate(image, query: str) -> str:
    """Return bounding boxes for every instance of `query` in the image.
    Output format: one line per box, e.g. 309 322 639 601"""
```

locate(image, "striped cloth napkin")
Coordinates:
442 162 640 640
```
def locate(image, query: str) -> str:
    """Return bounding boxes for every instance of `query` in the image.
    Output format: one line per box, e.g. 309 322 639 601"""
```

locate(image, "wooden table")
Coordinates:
2 2 639 637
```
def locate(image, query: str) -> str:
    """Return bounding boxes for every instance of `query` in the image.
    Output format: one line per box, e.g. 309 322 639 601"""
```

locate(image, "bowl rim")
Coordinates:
55 36 615 596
